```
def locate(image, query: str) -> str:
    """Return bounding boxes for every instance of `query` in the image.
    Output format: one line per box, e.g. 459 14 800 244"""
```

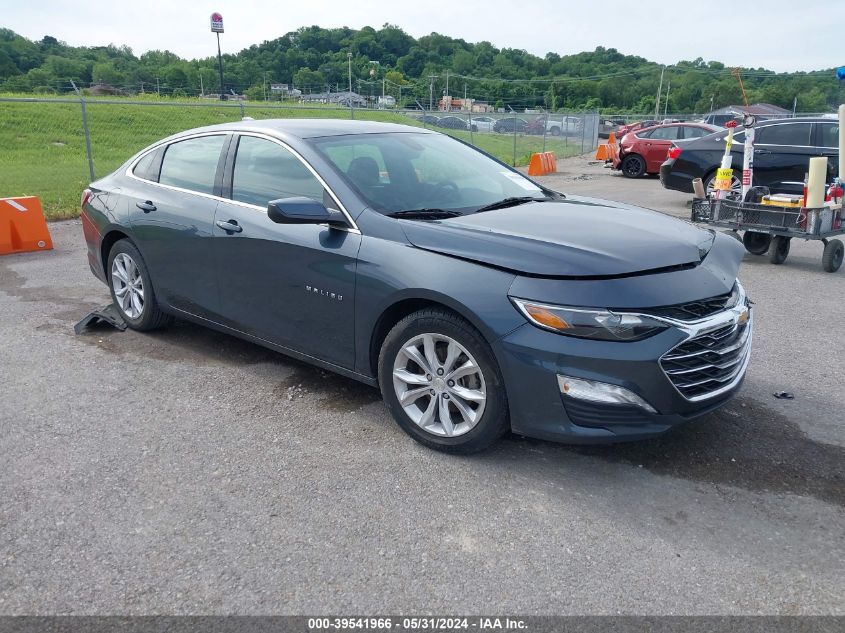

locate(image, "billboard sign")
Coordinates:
210 12 224 33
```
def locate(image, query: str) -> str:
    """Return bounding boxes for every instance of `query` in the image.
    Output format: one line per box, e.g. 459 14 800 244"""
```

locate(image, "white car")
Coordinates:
469 116 496 133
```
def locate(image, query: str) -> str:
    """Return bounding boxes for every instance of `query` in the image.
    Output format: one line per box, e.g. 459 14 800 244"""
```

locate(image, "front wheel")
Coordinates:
107 239 171 331
549 126 561 136
378 309 509 453
769 236 791 265
822 239 844 272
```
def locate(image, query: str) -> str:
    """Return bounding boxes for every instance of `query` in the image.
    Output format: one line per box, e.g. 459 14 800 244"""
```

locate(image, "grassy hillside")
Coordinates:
1 98 582 219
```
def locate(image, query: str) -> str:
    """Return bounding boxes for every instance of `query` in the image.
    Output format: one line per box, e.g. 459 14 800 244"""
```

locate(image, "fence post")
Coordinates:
580 112 586 155
240 101 245 119
512 113 517 167
71 80 95 181
542 112 548 153
468 108 473 147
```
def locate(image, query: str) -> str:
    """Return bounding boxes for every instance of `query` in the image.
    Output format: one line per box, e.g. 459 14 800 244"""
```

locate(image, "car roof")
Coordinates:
164 118 433 142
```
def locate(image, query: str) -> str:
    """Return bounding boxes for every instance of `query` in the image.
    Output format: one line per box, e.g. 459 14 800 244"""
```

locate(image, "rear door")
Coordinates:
212 134 361 369
128 133 228 318
752 122 814 193
640 125 681 172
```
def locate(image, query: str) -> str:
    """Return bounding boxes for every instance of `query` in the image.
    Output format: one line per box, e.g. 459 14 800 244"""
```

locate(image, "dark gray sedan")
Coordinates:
81 119 752 453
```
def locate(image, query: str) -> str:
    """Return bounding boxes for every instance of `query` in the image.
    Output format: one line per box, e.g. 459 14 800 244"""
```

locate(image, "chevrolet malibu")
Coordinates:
81 120 752 453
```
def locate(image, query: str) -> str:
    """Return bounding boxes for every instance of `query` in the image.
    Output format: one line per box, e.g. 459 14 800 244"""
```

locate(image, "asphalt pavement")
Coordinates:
0 159 842 614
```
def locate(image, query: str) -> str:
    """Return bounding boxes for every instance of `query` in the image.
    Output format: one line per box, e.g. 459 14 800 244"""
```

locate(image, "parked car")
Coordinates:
81 119 751 453
416 114 441 126
660 117 838 196
437 115 470 130
493 117 528 133
599 119 623 139
615 120 660 138
469 116 496 133
526 115 581 136
614 123 722 178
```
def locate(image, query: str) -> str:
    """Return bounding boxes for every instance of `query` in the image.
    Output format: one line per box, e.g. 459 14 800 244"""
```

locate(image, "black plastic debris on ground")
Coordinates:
74 303 127 334
773 391 795 400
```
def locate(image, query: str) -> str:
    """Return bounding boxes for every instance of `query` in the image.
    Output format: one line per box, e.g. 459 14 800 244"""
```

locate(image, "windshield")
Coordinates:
309 132 549 215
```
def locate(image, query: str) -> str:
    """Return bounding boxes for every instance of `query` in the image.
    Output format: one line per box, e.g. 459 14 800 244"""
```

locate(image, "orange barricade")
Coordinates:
528 151 558 176
0 196 53 255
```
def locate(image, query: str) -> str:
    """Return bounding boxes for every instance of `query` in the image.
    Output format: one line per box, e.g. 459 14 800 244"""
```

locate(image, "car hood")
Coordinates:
399 196 717 278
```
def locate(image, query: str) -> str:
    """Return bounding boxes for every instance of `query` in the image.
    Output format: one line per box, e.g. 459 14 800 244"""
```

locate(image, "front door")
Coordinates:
212 134 361 369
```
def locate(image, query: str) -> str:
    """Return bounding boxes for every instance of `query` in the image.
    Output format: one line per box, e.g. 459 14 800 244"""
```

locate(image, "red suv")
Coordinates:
613 123 721 178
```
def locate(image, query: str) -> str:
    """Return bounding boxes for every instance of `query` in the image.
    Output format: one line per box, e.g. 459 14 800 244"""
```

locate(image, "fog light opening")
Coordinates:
557 375 657 413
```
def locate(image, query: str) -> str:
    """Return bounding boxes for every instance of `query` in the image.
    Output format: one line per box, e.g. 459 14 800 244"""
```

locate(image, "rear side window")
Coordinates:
159 135 226 195
683 127 710 139
132 151 157 181
756 123 812 146
647 126 681 140
231 136 325 207
820 123 839 148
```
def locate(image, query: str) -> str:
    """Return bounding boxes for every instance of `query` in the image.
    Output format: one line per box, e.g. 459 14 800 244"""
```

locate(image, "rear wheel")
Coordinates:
620 154 646 178
822 239 844 273
769 236 791 265
107 239 171 331
550 126 561 136
378 309 509 453
704 170 742 197
742 231 772 256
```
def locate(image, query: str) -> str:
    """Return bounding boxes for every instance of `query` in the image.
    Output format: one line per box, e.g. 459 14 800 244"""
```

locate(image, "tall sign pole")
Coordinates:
210 12 225 100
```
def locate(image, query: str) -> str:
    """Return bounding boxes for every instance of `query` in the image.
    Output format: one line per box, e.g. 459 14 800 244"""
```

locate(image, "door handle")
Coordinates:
215 219 243 234
136 201 156 213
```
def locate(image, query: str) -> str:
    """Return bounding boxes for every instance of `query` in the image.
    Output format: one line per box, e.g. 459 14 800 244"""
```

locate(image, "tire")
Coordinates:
107 239 171 331
470 124 478 133
620 154 646 178
378 308 509 454
550 126 561 136
822 239 844 273
742 231 772 256
769 236 791 265
703 169 741 197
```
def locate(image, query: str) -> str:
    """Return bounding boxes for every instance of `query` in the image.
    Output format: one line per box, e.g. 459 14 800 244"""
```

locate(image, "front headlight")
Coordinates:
511 298 669 342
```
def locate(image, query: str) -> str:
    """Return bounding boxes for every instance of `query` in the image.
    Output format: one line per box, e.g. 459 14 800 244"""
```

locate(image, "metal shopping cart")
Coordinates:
691 198 845 273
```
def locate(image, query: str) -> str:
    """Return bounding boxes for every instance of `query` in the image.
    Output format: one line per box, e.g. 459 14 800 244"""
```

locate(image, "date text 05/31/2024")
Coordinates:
308 617 527 630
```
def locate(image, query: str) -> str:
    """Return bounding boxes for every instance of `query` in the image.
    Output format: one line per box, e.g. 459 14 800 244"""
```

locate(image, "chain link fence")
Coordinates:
0 96 600 219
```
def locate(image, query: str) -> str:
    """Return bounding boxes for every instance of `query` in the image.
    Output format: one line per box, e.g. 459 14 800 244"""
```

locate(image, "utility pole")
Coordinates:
428 75 437 112
156 77 160 97
347 51 353 118
199 74 204 97
664 80 671 118
654 65 665 119
263 71 267 101
445 70 450 103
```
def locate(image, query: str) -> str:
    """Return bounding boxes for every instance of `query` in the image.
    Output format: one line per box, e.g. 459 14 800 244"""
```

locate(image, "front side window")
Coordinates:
756 123 812 146
311 132 547 214
158 135 226 195
231 136 325 207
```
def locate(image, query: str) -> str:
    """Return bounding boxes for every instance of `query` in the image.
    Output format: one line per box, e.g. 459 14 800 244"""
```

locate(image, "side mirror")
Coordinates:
267 197 345 227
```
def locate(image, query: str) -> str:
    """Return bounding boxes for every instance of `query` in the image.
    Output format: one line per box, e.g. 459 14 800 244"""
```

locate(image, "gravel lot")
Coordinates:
1 155 843 615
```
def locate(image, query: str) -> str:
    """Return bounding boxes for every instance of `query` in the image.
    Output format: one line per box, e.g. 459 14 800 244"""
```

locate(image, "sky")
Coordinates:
3 0 841 72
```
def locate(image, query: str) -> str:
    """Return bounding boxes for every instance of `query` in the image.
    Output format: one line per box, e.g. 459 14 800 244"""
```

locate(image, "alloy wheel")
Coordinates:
392 333 487 438
111 252 145 319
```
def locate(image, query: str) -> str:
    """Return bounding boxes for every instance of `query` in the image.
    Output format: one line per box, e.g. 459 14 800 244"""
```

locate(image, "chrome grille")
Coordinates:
639 292 734 321
660 318 752 401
